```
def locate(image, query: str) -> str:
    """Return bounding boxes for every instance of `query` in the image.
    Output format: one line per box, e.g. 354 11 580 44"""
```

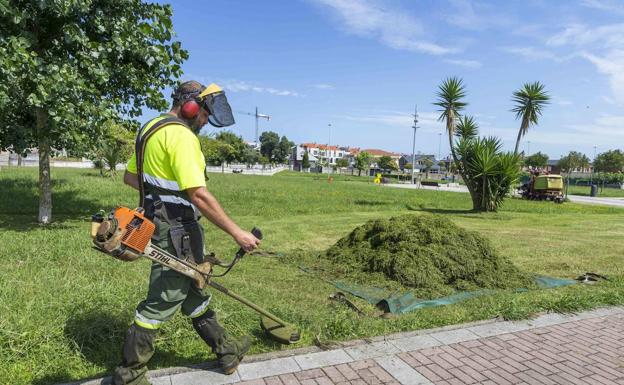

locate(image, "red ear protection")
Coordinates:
180 99 201 119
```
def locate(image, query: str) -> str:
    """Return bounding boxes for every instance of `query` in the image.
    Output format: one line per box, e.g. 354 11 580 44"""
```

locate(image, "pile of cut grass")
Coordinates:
323 214 536 298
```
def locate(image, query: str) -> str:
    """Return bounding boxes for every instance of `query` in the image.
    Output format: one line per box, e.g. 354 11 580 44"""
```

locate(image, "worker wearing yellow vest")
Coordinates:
113 81 261 385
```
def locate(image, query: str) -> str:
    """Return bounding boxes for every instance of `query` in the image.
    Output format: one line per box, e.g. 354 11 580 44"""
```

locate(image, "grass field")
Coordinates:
1 167 623 385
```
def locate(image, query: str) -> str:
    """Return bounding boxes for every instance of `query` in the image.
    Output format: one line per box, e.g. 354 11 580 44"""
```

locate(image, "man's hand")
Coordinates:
233 229 261 252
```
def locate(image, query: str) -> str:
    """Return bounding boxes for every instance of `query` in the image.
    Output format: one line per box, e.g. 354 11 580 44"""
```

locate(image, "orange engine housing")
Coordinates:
114 206 156 253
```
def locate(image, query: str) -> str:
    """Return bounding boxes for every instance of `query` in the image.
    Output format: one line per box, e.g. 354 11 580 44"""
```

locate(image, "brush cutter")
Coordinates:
90 206 300 345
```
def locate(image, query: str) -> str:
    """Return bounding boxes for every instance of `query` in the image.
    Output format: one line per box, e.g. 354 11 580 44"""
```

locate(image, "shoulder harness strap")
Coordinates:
135 116 188 208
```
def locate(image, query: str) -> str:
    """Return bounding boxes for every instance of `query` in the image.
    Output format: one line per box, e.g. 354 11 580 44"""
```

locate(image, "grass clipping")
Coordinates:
322 214 536 298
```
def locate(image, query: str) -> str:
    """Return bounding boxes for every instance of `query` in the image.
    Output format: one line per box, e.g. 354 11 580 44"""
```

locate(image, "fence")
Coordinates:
205 164 288 176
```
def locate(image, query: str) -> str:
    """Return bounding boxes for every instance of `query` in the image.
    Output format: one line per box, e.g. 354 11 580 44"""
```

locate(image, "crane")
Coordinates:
237 107 270 147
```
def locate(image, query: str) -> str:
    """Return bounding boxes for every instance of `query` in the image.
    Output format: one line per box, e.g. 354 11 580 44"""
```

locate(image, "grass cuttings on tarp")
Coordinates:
317 214 536 299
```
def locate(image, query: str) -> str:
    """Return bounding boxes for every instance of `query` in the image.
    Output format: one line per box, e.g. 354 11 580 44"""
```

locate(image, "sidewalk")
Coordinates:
69 306 624 385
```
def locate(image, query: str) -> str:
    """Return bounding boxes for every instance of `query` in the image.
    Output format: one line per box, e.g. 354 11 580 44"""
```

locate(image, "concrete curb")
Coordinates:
59 306 624 385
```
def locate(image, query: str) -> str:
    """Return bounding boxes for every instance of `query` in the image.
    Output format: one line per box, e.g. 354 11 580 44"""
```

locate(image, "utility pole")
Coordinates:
411 105 419 185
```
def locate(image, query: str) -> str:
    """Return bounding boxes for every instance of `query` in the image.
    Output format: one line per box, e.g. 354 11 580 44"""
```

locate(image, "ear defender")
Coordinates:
180 98 201 119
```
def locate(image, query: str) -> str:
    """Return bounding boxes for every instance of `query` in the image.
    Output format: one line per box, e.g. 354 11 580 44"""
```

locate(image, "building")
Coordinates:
291 145 319 170
361 149 402 169
398 154 437 172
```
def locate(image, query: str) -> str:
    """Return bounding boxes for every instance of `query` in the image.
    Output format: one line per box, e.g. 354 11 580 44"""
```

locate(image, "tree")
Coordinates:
336 157 349 168
558 151 590 196
524 151 549 169
355 151 371 176
198 136 236 172
302 151 310 169
511 82 550 155
593 150 624 173
434 77 467 165
274 136 294 164
447 108 520 211
259 131 280 162
455 134 522 211
378 156 398 171
242 146 259 167
0 1 187 223
421 157 434 179
91 121 134 176
558 151 590 174
215 130 246 162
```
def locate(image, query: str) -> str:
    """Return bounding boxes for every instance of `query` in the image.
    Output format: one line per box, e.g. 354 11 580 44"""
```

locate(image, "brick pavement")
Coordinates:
69 307 624 385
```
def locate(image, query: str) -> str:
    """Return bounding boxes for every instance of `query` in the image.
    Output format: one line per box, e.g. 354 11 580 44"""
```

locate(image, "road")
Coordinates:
384 183 624 208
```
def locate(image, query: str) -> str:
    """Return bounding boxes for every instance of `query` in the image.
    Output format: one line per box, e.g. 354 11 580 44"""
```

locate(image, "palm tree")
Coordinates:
511 82 550 155
434 77 468 161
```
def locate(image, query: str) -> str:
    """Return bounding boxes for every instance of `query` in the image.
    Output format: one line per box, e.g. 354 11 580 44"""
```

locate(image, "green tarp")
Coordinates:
332 276 577 314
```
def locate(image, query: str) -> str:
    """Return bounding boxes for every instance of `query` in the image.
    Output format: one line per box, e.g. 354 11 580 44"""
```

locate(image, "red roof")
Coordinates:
300 143 340 151
362 149 401 157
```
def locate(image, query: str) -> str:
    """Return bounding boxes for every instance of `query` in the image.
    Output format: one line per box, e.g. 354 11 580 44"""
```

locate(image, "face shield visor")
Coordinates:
203 91 235 128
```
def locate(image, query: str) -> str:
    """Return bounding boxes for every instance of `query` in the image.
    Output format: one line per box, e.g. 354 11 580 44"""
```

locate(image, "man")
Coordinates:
114 80 260 385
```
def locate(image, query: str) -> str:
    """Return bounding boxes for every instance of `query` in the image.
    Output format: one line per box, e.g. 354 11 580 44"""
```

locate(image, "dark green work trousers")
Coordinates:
113 202 211 385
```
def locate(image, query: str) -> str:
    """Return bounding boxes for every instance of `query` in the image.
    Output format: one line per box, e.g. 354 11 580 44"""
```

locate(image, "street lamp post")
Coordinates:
437 132 442 161
328 123 332 177
411 105 419 186
590 145 597 185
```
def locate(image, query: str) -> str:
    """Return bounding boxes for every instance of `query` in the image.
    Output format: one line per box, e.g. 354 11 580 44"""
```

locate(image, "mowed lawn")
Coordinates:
1 167 623 385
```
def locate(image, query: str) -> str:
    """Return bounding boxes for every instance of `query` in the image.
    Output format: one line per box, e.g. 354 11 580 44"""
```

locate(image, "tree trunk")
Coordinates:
36 107 52 224
514 118 528 155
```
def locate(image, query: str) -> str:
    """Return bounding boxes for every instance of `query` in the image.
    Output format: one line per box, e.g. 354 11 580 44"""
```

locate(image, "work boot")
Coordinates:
192 309 251 374
112 323 157 385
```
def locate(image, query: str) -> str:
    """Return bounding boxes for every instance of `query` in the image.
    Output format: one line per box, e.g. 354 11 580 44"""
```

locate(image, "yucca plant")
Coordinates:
455 118 522 211
434 77 467 161
511 82 550 155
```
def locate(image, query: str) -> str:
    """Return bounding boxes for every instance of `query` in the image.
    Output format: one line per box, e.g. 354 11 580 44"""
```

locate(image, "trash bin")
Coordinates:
590 184 598 197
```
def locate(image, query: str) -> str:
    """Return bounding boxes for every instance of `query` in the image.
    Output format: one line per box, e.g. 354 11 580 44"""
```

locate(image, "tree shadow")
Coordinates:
0 177 104 231
354 199 390 206
406 204 477 215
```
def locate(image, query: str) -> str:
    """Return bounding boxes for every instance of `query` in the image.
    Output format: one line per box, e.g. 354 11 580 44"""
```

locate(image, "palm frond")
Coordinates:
455 115 479 140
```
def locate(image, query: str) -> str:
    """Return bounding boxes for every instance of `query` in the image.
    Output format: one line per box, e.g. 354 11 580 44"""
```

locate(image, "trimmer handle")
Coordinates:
235 227 263 259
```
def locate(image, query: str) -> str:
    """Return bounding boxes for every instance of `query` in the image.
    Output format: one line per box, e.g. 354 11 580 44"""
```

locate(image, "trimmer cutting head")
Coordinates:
260 316 301 345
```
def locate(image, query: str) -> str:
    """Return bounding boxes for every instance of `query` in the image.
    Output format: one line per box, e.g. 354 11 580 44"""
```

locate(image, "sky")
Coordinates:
151 0 624 160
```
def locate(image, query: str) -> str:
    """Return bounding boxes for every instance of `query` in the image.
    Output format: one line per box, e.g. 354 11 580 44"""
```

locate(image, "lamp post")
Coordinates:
590 145 597 185
411 105 419 185
437 132 442 161
328 123 332 176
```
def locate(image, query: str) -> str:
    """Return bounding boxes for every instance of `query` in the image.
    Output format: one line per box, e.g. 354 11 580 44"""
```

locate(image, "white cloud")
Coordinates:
553 97 573 106
546 23 624 103
221 80 300 97
446 0 513 31
547 23 624 48
580 0 624 15
515 114 624 148
502 46 562 61
443 59 482 69
337 110 444 132
313 83 335 90
310 0 455 55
